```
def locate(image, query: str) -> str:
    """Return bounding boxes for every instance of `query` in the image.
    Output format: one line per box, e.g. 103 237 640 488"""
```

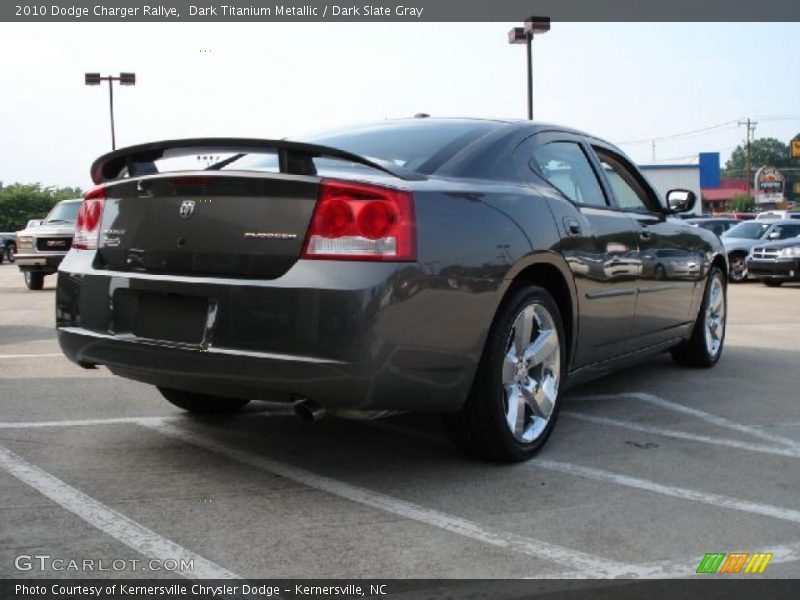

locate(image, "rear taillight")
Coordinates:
301 180 415 261
73 186 106 250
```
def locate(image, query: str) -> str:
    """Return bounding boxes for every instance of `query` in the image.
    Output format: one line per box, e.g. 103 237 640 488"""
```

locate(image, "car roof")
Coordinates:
363 117 613 142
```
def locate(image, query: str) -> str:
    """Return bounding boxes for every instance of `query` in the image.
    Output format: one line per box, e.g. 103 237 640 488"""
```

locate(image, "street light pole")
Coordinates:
508 16 550 121
85 72 136 150
107 77 116 150
526 32 533 120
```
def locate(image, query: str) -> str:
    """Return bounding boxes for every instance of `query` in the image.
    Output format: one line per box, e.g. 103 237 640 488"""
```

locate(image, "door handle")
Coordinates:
563 217 582 237
639 226 652 241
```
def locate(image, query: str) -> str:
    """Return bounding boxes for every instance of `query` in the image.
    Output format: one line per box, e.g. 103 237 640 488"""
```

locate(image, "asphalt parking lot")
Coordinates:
1 263 799 580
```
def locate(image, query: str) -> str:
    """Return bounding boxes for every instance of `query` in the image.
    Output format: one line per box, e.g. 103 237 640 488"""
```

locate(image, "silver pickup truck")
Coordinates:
15 199 81 290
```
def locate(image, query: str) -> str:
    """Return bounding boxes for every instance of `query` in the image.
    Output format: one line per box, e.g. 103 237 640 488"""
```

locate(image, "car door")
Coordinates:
517 133 641 367
589 144 701 348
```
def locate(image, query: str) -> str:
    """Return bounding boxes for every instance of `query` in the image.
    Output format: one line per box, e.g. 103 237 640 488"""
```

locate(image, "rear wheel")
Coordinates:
762 280 783 287
158 387 250 414
727 252 747 283
24 271 44 290
671 266 726 367
446 285 565 462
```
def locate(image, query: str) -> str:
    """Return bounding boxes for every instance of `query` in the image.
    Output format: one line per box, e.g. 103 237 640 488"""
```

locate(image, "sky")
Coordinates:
1 21 799 189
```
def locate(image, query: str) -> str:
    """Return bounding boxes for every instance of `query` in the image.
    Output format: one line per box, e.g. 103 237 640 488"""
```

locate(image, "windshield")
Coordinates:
219 120 501 175
723 221 771 239
44 201 81 224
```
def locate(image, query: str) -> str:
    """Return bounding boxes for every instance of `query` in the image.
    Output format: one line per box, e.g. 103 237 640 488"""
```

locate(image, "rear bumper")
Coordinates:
56 250 500 411
746 258 800 280
16 253 64 272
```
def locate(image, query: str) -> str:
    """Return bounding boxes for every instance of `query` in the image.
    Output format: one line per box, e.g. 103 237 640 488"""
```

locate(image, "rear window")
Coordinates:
219 120 500 175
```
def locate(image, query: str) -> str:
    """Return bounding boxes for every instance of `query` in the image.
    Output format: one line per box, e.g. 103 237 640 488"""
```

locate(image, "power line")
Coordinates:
617 115 800 146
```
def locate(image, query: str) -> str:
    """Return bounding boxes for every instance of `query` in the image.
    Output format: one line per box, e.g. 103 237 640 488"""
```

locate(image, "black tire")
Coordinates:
445 285 567 462
727 252 748 283
158 387 250 414
6 243 15 263
24 271 44 290
671 266 726 368
654 264 666 281
762 280 783 287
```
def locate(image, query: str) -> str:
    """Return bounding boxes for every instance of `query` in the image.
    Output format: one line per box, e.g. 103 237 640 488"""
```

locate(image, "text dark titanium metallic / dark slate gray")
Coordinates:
56 118 728 461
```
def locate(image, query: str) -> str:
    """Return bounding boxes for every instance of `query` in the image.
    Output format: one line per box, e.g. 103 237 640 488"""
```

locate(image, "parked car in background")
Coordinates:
756 210 789 220
0 232 16 264
56 119 728 462
722 219 800 282
747 236 800 287
15 199 81 289
685 217 738 237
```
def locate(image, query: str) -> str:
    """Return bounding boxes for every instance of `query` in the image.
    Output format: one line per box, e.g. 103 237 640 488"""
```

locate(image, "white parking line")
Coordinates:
535 459 800 525
0 444 240 579
0 353 64 359
370 421 800 523
0 416 172 429
140 420 639 578
563 411 800 459
571 392 800 451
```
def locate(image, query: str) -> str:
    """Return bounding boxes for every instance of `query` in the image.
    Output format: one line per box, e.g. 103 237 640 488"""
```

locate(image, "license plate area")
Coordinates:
113 292 208 345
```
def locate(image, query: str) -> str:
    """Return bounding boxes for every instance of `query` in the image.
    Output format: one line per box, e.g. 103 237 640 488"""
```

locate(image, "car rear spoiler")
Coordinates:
90 138 426 184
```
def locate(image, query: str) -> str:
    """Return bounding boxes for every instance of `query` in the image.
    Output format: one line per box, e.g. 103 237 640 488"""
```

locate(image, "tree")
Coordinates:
729 194 755 213
723 135 800 203
724 137 791 176
0 183 83 232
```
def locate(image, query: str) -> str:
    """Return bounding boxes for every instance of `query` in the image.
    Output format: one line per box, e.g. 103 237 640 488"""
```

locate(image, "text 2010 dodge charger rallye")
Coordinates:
56 118 727 461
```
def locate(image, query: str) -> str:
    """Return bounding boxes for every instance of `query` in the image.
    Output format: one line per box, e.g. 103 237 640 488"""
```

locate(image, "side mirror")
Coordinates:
768 232 781 240
666 189 697 213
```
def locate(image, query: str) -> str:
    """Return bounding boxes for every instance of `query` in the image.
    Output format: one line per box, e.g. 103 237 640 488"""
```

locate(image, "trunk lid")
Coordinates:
96 174 318 279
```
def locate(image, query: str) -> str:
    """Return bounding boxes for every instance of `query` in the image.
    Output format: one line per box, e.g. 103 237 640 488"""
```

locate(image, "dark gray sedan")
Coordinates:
56 118 727 461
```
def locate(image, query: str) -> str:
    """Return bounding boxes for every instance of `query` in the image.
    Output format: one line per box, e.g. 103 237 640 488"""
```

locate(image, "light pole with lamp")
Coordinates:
84 72 136 150
508 17 550 120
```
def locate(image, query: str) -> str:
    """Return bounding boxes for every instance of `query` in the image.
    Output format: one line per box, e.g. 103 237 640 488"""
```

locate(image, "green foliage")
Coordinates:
729 194 755 213
0 183 83 232
723 135 800 202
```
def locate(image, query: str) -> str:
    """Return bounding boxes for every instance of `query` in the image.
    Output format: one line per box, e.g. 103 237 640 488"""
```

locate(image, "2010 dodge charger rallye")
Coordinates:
56 118 727 461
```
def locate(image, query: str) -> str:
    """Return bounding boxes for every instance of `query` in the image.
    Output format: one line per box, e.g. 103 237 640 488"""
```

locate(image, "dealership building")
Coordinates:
638 152 719 215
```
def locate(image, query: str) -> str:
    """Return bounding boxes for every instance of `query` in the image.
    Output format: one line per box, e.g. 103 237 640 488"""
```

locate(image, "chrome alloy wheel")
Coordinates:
501 303 561 443
728 255 747 282
704 274 726 358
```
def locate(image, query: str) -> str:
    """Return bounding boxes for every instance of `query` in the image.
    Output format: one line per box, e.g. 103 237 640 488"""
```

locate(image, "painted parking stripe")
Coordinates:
0 353 64 359
571 392 800 451
140 420 638 577
0 416 172 429
563 411 800 459
535 459 800 525
370 421 800 524
0 444 240 579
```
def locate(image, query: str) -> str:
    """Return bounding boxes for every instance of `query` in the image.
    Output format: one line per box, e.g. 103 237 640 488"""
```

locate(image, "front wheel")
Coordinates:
728 253 748 283
24 271 44 290
446 285 566 462
6 243 15 263
671 266 727 367
158 387 251 414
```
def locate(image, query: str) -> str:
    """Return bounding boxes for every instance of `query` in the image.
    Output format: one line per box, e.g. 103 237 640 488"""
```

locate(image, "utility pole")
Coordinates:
738 118 758 198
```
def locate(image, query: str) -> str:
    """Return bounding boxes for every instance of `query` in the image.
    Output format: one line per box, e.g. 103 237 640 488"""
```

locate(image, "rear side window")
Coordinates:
530 142 607 207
